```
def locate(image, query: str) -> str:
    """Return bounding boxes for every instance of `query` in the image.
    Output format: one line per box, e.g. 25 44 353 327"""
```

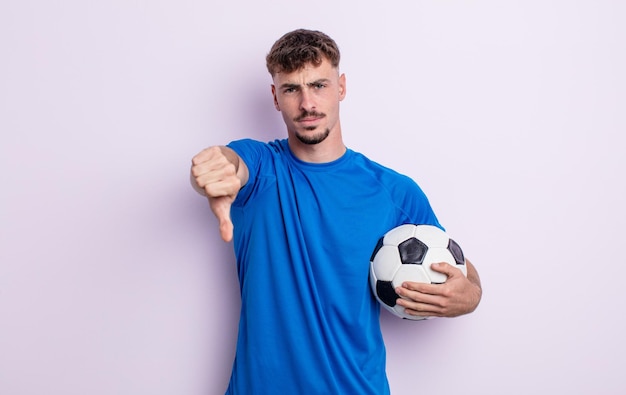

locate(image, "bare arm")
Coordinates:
465 259 482 298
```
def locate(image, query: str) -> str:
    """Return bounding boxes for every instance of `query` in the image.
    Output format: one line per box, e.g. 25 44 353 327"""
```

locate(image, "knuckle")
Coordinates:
207 145 221 155
223 161 237 175
191 165 203 177
204 183 217 196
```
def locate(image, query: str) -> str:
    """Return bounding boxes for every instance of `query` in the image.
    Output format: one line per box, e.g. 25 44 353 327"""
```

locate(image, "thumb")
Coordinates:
209 196 234 242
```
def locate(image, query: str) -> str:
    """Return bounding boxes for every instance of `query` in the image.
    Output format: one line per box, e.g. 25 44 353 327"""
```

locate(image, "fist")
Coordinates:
191 146 242 199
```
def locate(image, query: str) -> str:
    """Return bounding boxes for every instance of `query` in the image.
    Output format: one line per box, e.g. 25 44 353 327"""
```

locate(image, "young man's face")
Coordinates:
271 58 346 146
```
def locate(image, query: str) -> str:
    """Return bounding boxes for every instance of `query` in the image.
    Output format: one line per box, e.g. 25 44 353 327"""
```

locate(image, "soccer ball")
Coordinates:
369 224 467 320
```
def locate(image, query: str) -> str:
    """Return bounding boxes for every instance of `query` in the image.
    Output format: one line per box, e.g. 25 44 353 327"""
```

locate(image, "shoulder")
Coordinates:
350 150 440 226
227 138 285 155
349 150 431 208
227 139 288 167
349 150 416 185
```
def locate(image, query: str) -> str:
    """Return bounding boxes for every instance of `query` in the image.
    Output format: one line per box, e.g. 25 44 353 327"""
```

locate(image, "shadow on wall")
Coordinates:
181 187 241 392
240 73 286 142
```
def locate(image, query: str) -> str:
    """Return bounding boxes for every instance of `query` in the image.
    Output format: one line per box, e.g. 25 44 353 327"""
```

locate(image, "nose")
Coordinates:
299 89 315 112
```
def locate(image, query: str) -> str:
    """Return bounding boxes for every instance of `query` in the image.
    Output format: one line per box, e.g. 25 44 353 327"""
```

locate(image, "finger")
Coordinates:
192 155 239 194
191 155 240 196
430 261 451 273
191 153 233 181
429 262 464 278
398 281 440 296
396 297 443 317
202 172 241 198
396 291 438 307
191 146 222 166
395 286 448 312
210 196 234 242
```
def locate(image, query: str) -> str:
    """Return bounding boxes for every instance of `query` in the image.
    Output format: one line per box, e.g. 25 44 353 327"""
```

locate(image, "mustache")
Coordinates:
294 111 326 122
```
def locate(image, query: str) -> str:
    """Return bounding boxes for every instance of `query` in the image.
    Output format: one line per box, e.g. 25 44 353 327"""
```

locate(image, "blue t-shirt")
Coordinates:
225 139 440 395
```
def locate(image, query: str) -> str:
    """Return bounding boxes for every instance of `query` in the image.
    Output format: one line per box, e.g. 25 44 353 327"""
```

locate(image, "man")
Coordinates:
191 29 482 395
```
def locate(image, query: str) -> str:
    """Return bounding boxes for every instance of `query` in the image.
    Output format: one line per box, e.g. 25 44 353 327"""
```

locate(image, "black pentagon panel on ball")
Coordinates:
447 238 465 265
398 237 428 265
376 280 399 307
369 237 385 262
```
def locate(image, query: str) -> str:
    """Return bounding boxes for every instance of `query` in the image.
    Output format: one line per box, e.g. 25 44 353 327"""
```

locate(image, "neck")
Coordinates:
288 129 346 163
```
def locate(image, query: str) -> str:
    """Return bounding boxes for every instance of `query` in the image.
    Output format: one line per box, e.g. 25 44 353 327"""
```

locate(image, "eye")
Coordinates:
283 86 298 94
313 83 326 89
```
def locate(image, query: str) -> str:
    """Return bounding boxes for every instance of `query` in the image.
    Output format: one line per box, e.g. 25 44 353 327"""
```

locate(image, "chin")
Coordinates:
295 128 330 145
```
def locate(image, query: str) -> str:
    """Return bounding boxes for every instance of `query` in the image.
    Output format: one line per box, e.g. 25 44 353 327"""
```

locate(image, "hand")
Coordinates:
395 260 482 318
191 146 243 242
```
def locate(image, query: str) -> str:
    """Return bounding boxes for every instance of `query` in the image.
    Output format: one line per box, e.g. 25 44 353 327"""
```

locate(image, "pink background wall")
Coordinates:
1 1 625 394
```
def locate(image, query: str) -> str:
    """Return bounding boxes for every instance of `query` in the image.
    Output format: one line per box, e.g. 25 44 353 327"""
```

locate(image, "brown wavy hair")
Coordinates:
266 29 341 77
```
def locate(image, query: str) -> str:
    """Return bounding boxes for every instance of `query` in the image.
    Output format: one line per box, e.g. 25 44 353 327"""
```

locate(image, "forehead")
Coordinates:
272 58 339 85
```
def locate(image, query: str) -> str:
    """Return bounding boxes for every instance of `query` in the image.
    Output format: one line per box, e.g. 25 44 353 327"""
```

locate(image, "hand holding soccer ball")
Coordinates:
369 224 470 320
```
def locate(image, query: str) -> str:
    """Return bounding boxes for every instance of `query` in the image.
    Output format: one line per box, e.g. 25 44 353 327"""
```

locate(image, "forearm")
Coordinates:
465 259 482 311
465 259 481 287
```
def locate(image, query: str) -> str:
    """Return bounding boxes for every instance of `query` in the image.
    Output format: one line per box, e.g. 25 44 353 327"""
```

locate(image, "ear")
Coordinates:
338 73 347 101
271 85 280 111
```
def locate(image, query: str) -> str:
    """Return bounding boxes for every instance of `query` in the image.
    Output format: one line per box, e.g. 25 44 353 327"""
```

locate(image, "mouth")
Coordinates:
299 117 321 126
295 114 325 129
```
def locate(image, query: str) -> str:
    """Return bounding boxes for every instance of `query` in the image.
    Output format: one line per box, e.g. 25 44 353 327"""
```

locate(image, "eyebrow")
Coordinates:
279 78 331 89
279 83 300 90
